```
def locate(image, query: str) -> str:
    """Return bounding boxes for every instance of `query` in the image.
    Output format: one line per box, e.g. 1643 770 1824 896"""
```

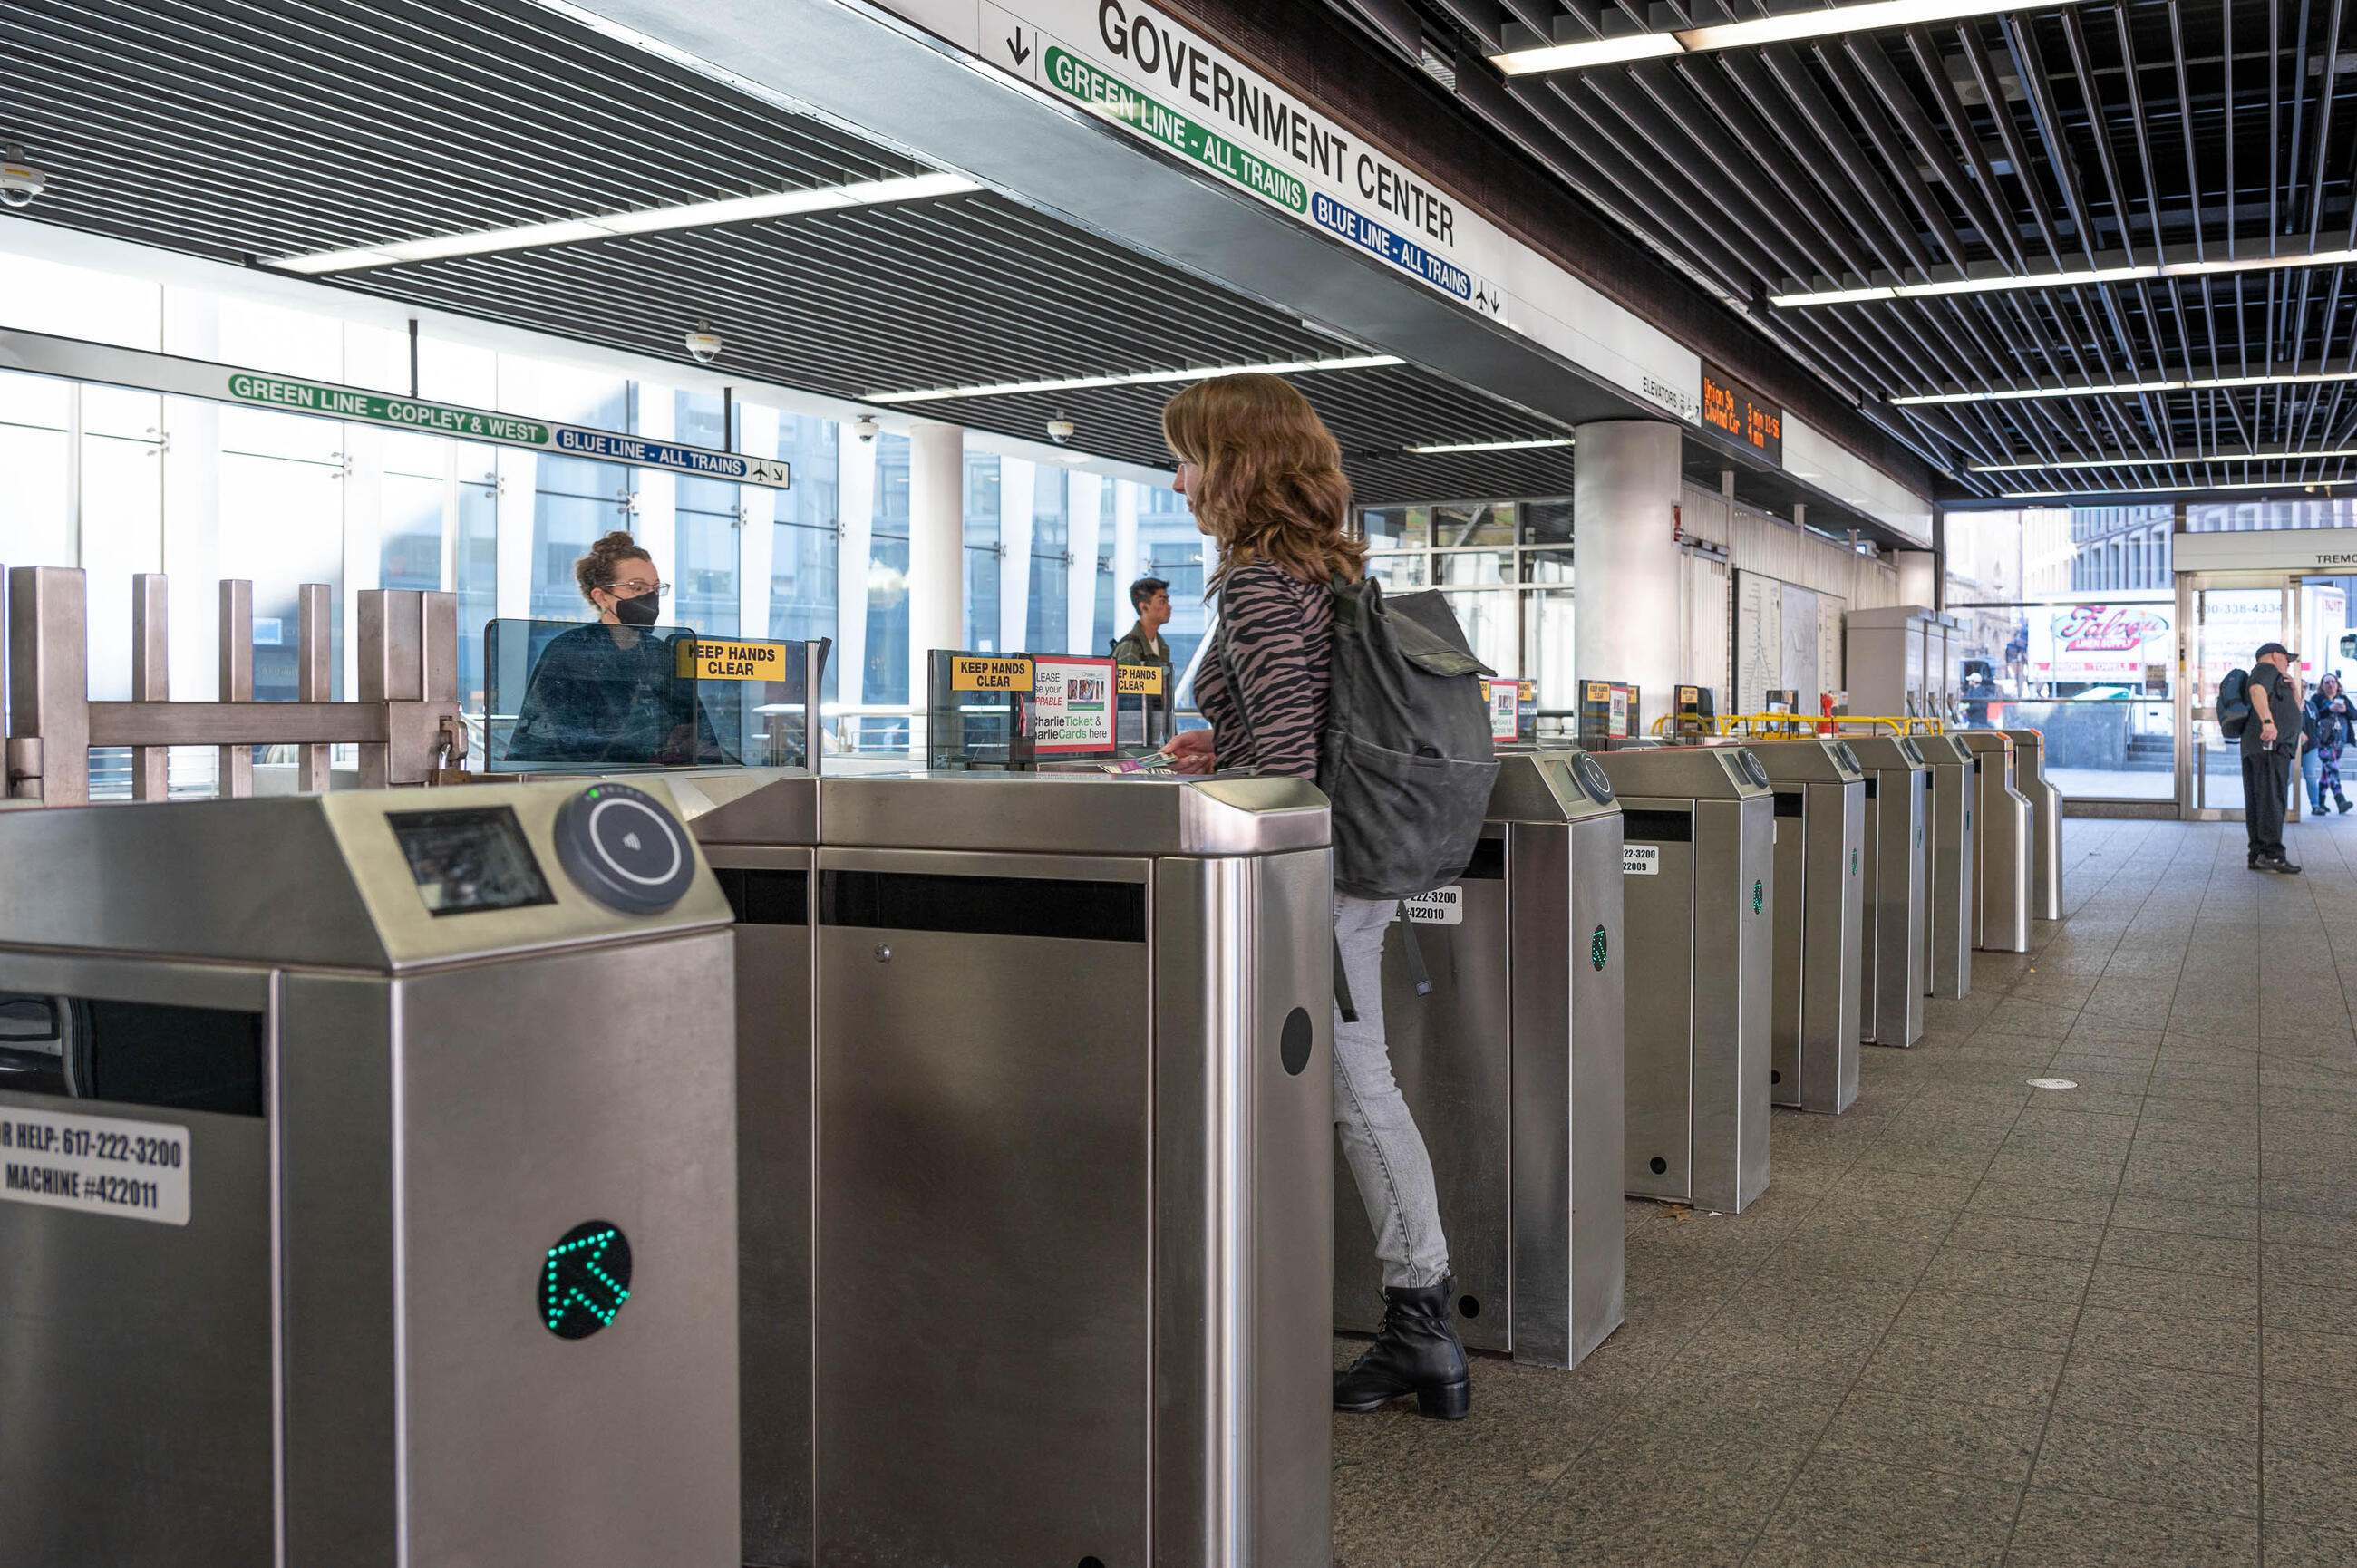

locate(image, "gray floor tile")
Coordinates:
2265 1325 2357 1389
2096 1228 2260 1278
1754 1453 2019 1565
2027 1414 2260 1515
2265 1240 2357 1291
1814 1388 2044 1483
2265 1282 2357 1337
2083 1262 2259 1321
2264 1440 2357 1525
1964 1181 2115 1225
2107 1195 2258 1239
2006 1488 2256 1568
1917 1243 2096 1302
1942 1212 2107 1261
1856 1332 2065 1410
2071 1304 2261 1378
2265 1518 2357 1568
1890 1286 2081 1354
2051 1356 2260 1437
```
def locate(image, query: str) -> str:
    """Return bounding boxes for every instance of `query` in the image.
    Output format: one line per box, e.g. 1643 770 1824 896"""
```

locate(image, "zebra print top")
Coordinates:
1194 561 1332 782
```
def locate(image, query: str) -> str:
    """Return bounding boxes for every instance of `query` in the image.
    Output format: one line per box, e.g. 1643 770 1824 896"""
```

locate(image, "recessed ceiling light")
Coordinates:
1772 247 2357 308
1894 368 2357 406
1971 448 2357 472
1403 437 1576 454
861 354 1403 404
265 172 980 274
1493 0 2089 77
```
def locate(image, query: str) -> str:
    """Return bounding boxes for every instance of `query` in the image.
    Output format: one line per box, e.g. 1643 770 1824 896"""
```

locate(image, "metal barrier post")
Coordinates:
802 637 830 773
5 566 90 804
131 573 170 800
296 582 332 791
218 579 254 799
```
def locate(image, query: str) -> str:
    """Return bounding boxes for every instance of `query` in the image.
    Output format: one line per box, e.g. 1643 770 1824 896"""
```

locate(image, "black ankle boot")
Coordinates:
1334 1279 1471 1419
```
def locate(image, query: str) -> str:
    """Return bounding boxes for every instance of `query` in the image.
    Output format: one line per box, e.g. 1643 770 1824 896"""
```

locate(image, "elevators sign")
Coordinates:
1487 679 1520 741
1033 656 1117 752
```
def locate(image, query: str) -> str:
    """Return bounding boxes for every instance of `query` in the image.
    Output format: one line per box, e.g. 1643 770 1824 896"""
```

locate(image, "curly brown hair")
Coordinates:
574 530 653 605
1161 373 1363 589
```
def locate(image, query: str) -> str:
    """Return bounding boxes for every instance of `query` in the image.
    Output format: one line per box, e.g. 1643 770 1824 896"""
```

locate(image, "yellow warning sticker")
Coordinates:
1116 663 1166 695
676 638 788 682
950 655 1033 692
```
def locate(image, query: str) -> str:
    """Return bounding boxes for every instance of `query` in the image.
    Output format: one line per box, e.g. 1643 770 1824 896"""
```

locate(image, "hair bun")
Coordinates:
574 530 653 605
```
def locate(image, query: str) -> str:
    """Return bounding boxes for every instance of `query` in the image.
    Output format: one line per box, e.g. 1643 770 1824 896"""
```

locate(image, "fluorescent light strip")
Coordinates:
1895 369 2357 407
1494 0 2082 76
267 173 980 275
863 354 1403 404
2004 477 2355 499
1404 437 1576 454
1973 448 2357 473
1774 248 2357 307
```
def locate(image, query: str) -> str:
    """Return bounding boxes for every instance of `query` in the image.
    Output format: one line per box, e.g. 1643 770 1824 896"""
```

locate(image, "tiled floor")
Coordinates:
1333 816 2357 1567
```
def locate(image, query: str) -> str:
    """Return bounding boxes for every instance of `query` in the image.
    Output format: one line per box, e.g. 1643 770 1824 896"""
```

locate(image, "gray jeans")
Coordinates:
1332 892 1451 1291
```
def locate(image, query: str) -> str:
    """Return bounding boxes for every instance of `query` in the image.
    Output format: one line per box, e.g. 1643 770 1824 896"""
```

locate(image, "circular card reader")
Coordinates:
1575 753 1615 803
1737 750 1771 789
554 784 695 915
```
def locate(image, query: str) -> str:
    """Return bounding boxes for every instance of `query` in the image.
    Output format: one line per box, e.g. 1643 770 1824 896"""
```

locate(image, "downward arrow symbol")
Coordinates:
1007 25 1032 65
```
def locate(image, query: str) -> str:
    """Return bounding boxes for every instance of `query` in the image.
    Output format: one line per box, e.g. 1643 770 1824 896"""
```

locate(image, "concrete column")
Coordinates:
907 420 964 706
1572 420 1683 711
1895 549 1937 607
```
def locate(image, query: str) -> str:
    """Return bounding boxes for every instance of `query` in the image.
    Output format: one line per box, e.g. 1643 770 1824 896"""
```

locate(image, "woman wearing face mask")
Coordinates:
506 530 726 764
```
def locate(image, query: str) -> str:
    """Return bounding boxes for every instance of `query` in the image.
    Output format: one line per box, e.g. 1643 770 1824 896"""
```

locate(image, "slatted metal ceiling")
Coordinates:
0 0 1585 504
1343 0 2357 501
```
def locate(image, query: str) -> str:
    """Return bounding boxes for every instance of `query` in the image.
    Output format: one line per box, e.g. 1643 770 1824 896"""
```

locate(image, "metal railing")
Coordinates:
3 564 468 806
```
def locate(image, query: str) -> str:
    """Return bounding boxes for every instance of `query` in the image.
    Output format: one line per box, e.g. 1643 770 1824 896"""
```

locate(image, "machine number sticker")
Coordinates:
1 1107 190 1225
1402 886 1464 924
1591 924 1609 969
1623 845 1660 876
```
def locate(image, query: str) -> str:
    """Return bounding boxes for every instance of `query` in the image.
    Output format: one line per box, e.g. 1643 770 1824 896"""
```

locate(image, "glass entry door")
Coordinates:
2178 576 2290 819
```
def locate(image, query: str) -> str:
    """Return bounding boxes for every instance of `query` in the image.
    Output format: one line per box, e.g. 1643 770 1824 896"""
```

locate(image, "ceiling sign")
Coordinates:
0 328 792 489
982 0 1508 323
1701 362 1783 468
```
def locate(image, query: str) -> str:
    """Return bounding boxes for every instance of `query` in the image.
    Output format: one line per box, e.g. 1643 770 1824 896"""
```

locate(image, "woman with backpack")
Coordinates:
1160 373 1472 1421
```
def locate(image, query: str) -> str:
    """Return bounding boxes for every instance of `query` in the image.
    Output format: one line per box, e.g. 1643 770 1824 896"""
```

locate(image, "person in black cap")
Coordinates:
2243 641 2302 873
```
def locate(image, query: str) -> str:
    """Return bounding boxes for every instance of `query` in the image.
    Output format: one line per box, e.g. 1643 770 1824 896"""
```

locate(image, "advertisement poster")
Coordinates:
2028 604 2173 687
1487 679 1520 741
1031 656 1116 752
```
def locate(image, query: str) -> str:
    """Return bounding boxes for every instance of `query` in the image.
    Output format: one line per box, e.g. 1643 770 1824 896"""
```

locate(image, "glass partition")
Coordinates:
483 618 822 772
1945 597 2174 802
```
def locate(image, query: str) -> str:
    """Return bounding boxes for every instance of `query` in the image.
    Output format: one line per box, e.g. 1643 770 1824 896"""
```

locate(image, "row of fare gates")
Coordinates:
0 570 2062 1568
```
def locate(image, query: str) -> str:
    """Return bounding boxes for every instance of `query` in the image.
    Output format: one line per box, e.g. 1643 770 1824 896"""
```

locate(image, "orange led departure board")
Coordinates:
1700 363 1783 467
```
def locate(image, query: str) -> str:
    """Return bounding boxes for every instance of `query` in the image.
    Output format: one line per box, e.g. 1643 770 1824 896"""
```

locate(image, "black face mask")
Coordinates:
610 592 660 627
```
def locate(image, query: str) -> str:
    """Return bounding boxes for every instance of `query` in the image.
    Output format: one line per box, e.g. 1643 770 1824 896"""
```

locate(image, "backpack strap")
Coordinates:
1333 935 1358 1024
1397 919 1434 998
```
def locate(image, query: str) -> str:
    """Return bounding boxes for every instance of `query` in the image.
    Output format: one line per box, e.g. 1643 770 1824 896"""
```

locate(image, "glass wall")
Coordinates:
0 247 1195 776
1356 497 1576 707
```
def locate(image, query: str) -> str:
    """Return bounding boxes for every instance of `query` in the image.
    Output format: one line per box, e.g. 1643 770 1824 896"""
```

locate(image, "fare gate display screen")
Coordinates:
388 806 556 916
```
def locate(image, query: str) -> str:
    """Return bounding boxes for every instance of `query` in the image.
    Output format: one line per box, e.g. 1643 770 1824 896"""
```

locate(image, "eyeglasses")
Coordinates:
601 578 670 598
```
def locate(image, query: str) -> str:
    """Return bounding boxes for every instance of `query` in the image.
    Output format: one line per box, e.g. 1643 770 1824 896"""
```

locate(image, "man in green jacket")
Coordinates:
1111 576 1173 673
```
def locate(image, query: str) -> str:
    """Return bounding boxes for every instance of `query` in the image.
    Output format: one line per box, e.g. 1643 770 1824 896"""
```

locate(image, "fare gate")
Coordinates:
1334 750 1625 1370
1589 746 1774 1215
0 782 742 1568
1742 739 1866 1114
1954 732 2033 953
1913 734 1977 999
1841 736 1930 1047
2002 729 2063 923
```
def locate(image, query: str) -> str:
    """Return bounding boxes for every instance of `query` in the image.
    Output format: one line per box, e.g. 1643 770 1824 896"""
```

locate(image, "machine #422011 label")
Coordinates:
1 1106 190 1225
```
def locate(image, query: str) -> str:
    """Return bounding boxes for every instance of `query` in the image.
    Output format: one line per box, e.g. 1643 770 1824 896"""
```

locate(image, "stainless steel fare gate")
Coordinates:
661 768 1336 1568
1841 736 1930 1047
2002 728 2064 923
1741 739 1866 1114
1589 746 1774 1215
1333 750 1625 1370
1954 731 2034 954
0 781 741 1568
1913 734 1977 999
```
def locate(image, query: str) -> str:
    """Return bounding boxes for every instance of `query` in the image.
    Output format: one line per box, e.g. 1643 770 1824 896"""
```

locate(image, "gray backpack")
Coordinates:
1220 574 1499 898
1318 576 1500 899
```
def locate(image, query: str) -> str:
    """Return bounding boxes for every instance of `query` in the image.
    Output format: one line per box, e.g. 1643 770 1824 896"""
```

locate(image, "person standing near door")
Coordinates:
2243 641 2303 873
